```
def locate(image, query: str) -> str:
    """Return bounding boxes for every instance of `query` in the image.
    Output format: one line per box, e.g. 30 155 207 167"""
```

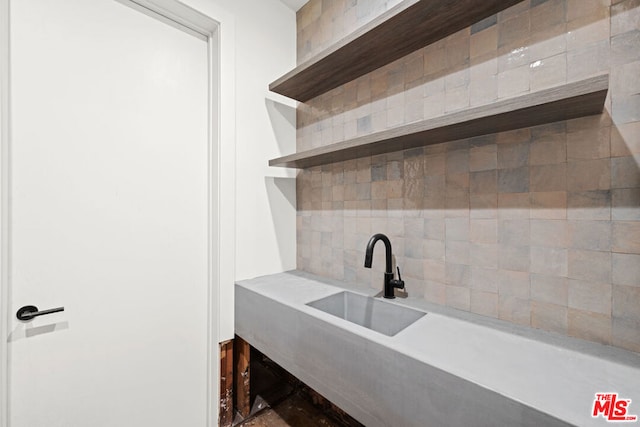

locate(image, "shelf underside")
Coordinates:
269 75 609 169
270 0 523 102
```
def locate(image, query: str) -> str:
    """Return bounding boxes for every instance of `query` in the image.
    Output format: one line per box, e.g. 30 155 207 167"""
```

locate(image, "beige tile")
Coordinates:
530 191 567 220
568 220 611 251
498 269 530 298
612 317 640 353
530 164 567 192
446 285 471 310
405 178 423 199
498 64 530 98
356 157 371 183
387 180 403 198
423 239 445 262
445 85 470 112
612 93 640 126
567 190 611 220
499 219 530 246
499 1 530 22
613 188 640 221
530 219 569 247
529 133 567 165
471 26 498 58
611 155 640 189
371 181 387 200
404 50 425 84
567 159 611 191
531 0 566 33
568 308 612 345
566 17 611 51
612 221 640 254
470 267 498 292
498 193 530 219
532 301 568 335
496 128 531 145
498 141 530 169
567 127 611 160
612 0 640 36
445 31 470 69
446 241 470 265
567 0 610 23
404 258 425 281
471 54 498 81
424 92 445 120
531 274 568 305
370 68 389 99
530 53 568 91
446 173 470 198
530 246 569 277
470 170 498 194
567 40 610 82
568 249 611 283
424 280 447 304
469 144 498 172
471 194 498 218
355 182 371 200
424 218 445 240
499 167 530 193
446 149 470 174
470 219 498 244
612 253 640 287
499 244 530 272
568 279 612 315
529 28 567 62
424 152 446 175
611 122 640 157
470 243 499 269
499 295 531 326
446 68 470 91
445 217 470 242
471 290 499 318
611 60 640 97
424 45 447 77
422 259 446 283
566 114 612 133
469 75 499 107
499 11 530 47
614 284 640 323
404 150 424 179
403 237 423 259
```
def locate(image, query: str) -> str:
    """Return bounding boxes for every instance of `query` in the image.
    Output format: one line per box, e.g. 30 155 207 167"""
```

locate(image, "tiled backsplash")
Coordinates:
295 0 640 353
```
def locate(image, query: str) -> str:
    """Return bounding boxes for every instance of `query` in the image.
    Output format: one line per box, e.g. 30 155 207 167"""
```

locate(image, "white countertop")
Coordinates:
237 270 640 427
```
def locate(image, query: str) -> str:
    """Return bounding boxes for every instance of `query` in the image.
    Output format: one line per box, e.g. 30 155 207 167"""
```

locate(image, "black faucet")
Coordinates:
364 233 405 299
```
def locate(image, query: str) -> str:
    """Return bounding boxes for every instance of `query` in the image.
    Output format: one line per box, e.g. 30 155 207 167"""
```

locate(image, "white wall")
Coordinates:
181 0 297 341
228 0 297 281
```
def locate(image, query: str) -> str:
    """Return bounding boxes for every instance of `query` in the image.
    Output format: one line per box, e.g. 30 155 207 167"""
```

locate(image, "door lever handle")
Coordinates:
16 305 65 321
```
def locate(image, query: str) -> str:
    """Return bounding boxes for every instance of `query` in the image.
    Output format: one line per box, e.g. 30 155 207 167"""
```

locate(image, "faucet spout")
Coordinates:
364 233 392 273
364 233 404 299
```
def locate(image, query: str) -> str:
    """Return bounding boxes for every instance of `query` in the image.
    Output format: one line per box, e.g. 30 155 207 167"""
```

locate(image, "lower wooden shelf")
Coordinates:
269 74 609 169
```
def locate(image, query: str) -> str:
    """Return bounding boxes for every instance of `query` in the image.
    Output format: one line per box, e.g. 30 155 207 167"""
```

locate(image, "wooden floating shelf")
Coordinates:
269 75 609 169
270 0 523 102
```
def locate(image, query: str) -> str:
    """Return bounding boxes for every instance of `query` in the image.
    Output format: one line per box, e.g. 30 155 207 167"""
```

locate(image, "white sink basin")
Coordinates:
307 291 426 336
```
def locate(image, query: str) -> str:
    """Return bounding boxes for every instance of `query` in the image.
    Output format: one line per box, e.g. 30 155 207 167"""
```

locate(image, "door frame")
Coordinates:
0 1 237 426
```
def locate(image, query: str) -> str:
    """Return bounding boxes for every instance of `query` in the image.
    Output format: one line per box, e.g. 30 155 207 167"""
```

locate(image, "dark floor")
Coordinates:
235 348 362 427
237 392 344 427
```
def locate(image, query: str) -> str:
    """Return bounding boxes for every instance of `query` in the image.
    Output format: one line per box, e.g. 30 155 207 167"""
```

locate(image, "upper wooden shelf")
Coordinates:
270 0 523 102
269 75 609 168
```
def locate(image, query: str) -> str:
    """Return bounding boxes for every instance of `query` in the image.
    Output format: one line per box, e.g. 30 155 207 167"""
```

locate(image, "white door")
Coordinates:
6 0 211 425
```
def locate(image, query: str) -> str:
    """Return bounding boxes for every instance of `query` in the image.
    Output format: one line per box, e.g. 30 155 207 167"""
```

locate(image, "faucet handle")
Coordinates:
390 266 405 290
